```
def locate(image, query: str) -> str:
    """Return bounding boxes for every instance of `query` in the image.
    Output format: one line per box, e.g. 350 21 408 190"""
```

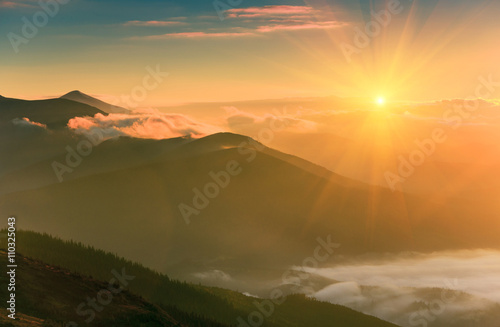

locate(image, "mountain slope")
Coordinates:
0 136 192 194
1 134 497 286
0 250 184 327
61 90 129 114
0 133 364 195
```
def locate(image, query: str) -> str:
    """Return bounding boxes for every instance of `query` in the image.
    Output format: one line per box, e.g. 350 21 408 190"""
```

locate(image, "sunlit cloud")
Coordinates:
226 5 316 18
131 4 347 40
67 110 221 140
0 0 36 9
140 31 256 39
12 117 47 129
257 21 347 33
124 20 187 27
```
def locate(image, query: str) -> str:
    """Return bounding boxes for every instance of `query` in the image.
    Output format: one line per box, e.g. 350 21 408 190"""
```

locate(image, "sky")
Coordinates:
1 0 500 106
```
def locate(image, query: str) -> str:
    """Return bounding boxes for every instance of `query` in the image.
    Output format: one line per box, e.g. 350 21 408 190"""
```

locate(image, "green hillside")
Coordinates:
0 230 400 327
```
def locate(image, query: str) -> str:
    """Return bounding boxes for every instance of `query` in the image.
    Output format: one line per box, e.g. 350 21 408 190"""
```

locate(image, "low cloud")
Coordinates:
224 107 317 136
12 117 47 129
307 250 500 327
192 269 232 282
67 109 221 140
309 250 500 302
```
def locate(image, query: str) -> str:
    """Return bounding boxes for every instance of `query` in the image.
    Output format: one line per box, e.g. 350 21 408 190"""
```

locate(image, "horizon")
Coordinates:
3 88 499 109
2 0 500 105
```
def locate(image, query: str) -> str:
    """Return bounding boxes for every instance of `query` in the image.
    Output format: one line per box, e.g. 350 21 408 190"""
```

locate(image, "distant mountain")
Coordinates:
0 95 107 175
0 95 104 129
61 90 129 114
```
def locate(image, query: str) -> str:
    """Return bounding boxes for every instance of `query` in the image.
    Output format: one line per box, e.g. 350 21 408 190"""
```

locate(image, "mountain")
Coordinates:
61 90 130 114
0 96 108 175
1 133 498 289
0 133 364 195
0 230 401 327
0 249 224 327
0 96 104 129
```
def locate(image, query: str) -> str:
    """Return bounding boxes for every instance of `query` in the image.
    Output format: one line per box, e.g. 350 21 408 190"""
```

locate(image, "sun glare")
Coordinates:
376 97 385 106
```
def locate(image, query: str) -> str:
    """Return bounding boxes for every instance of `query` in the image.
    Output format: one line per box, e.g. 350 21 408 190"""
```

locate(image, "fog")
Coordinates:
192 250 500 327
305 250 500 327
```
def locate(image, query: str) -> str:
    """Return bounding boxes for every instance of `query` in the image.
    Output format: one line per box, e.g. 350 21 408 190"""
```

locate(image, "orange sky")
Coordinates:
1 0 500 106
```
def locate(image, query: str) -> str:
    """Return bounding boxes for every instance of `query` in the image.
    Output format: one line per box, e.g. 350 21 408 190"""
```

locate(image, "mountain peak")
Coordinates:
60 90 129 114
61 90 88 98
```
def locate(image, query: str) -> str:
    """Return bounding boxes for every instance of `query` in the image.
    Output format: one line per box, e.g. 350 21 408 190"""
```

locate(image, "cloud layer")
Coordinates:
307 250 500 327
68 109 220 140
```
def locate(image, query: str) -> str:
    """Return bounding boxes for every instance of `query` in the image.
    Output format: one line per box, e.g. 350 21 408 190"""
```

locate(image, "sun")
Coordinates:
376 96 385 106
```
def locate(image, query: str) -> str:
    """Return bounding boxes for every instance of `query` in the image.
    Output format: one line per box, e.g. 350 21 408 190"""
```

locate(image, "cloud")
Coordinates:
67 109 221 140
192 269 232 282
308 250 500 301
131 5 347 40
0 1 36 8
124 20 187 27
226 5 316 18
142 31 255 39
224 107 317 137
227 5 346 33
257 21 346 33
12 117 47 129
304 250 500 326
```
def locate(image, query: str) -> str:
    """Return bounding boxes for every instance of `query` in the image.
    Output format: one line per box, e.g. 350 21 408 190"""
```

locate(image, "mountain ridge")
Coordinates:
0 96 105 129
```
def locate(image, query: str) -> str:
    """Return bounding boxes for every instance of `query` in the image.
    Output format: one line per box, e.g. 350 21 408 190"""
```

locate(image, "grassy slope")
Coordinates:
0 250 183 327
